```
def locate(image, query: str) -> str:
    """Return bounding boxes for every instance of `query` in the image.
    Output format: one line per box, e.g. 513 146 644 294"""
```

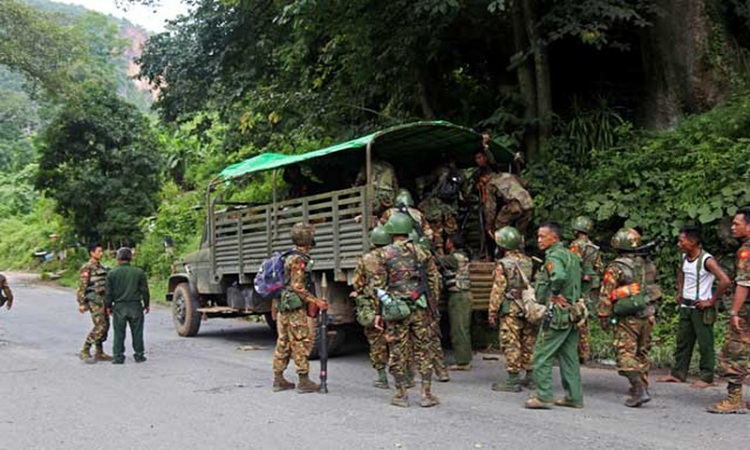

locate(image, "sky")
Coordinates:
52 0 191 32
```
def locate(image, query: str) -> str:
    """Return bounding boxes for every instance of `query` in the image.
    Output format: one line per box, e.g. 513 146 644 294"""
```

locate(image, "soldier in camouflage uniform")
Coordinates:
76 243 112 363
0 273 14 311
483 172 534 236
526 222 584 410
708 210 750 414
272 223 328 394
569 216 603 364
374 212 442 408
437 233 473 371
351 226 390 388
598 228 659 408
418 161 463 255
381 189 434 242
488 226 537 392
355 158 399 218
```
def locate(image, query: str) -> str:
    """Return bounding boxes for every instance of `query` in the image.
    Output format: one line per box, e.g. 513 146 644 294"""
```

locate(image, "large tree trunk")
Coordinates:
512 0 540 161
640 0 726 129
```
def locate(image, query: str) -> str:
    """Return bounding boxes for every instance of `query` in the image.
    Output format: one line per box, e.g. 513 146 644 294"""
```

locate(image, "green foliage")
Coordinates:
0 197 69 269
36 84 162 245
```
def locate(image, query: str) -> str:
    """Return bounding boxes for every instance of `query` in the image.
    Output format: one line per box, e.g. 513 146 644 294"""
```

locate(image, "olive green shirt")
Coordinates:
534 241 582 304
105 262 150 310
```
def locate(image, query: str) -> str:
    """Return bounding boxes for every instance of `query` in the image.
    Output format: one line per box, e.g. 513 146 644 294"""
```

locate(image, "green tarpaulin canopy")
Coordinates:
219 120 512 181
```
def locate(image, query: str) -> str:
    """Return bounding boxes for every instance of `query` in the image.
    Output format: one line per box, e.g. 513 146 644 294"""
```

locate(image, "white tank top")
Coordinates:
681 250 715 301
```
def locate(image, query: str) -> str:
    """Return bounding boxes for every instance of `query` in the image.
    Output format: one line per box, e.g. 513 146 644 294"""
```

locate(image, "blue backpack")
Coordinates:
253 250 299 299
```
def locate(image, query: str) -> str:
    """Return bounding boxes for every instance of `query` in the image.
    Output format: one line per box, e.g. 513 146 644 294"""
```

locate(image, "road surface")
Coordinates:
0 273 746 449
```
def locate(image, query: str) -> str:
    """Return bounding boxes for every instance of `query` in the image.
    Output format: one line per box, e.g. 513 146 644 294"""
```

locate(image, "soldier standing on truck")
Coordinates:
76 243 112 363
418 158 463 255
381 189 434 242
483 172 534 237
374 212 442 407
568 216 603 364
355 158 399 218
272 223 329 394
350 226 390 389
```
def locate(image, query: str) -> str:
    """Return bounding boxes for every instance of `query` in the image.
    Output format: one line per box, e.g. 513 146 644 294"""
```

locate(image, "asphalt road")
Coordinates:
0 273 747 450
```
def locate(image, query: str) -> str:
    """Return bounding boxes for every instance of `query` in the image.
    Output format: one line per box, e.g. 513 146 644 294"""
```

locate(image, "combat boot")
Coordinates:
520 370 536 390
420 378 440 408
373 368 389 389
624 373 647 408
524 397 552 409
391 384 409 408
79 343 95 364
272 372 295 392
94 345 113 362
297 373 320 394
707 383 748 414
491 372 522 392
435 364 451 383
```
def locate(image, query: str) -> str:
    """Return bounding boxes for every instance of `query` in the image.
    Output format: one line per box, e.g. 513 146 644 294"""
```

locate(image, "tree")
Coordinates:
36 84 162 245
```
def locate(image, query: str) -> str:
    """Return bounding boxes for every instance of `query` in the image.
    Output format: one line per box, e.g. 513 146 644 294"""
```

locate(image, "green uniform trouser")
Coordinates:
448 291 472 365
113 303 145 360
532 326 582 404
670 307 715 383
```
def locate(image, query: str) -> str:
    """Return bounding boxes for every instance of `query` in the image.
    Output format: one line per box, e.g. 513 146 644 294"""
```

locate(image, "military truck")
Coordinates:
165 121 509 355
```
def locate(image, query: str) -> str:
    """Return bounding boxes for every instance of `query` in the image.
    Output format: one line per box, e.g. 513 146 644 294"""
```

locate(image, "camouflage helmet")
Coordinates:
610 228 642 251
571 216 594 235
495 226 522 250
291 222 316 247
385 212 413 235
395 189 415 208
369 226 390 247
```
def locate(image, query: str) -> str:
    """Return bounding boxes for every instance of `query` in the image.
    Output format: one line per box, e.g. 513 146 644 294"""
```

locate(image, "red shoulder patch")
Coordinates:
739 249 750 260
546 261 554 272
81 270 89 278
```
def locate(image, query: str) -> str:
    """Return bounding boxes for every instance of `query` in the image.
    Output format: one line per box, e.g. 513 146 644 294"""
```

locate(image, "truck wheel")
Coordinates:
308 326 346 360
263 312 278 336
173 283 201 337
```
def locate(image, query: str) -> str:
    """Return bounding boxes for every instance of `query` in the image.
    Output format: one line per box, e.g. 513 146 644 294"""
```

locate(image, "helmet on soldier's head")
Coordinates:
385 212 413 235
395 189 415 208
369 226 390 247
495 226 522 250
572 216 594 235
291 222 316 247
611 228 642 251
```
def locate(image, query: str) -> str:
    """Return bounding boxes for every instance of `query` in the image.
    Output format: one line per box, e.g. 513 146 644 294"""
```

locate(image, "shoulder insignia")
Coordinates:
546 261 554 272
739 249 750 260
81 270 90 278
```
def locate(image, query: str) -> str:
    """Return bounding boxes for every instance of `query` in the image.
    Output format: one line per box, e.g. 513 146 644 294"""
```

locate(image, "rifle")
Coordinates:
319 273 329 394
632 237 666 256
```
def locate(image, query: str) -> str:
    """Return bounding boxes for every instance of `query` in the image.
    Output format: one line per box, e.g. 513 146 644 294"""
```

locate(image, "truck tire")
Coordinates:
308 326 346 360
263 312 278 335
173 283 201 337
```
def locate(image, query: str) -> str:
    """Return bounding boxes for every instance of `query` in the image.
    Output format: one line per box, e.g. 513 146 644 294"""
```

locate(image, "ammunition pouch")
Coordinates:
381 293 411 322
569 298 589 328
611 283 647 317
278 290 304 312
354 295 377 327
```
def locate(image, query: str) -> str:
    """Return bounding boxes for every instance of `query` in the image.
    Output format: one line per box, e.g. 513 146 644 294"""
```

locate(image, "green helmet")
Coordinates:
385 212 413 235
611 228 642 251
291 222 315 247
572 216 594 235
369 226 390 247
395 189 415 208
494 226 522 250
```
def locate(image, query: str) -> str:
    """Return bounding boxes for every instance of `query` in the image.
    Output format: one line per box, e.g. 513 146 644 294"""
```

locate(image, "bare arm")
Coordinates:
705 257 731 305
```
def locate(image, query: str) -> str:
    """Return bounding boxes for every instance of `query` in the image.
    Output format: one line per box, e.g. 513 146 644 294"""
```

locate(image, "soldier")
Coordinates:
381 189 434 242
483 172 534 236
525 222 584 409
488 226 537 392
658 225 730 388
271 223 328 393
351 226 389 388
569 216 603 363
76 243 112 363
0 273 13 311
374 212 441 407
437 233 473 371
355 158 399 218
418 159 463 255
105 247 150 364
707 209 750 414
598 228 658 408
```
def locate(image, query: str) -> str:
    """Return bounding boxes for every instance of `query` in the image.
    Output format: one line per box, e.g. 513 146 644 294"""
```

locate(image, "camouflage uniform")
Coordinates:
598 254 657 403
381 207 434 242
717 240 750 392
355 159 399 217
352 249 389 372
439 249 472 366
489 250 536 375
379 240 440 388
569 236 603 362
0 273 13 309
77 259 110 349
272 250 316 376
418 165 462 255
483 173 534 235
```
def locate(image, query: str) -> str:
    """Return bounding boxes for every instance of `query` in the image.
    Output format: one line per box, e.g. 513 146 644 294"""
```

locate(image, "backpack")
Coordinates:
253 250 300 299
435 169 462 202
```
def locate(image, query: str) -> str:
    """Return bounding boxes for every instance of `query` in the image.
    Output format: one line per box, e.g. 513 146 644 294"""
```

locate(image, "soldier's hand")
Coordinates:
599 317 611 331
348 291 358 299
78 304 87 314
5 299 12 310
316 299 328 311
550 295 570 308
696 300 712 310
144 306 150 314
731 315 742 333
488 314 497 327
374 315 384 331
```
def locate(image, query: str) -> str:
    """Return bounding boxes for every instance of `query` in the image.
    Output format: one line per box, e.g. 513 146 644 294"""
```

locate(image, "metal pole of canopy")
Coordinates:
272 169 278 241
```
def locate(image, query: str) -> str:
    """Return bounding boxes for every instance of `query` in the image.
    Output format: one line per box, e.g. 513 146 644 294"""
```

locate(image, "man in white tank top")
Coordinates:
658 226 731 388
